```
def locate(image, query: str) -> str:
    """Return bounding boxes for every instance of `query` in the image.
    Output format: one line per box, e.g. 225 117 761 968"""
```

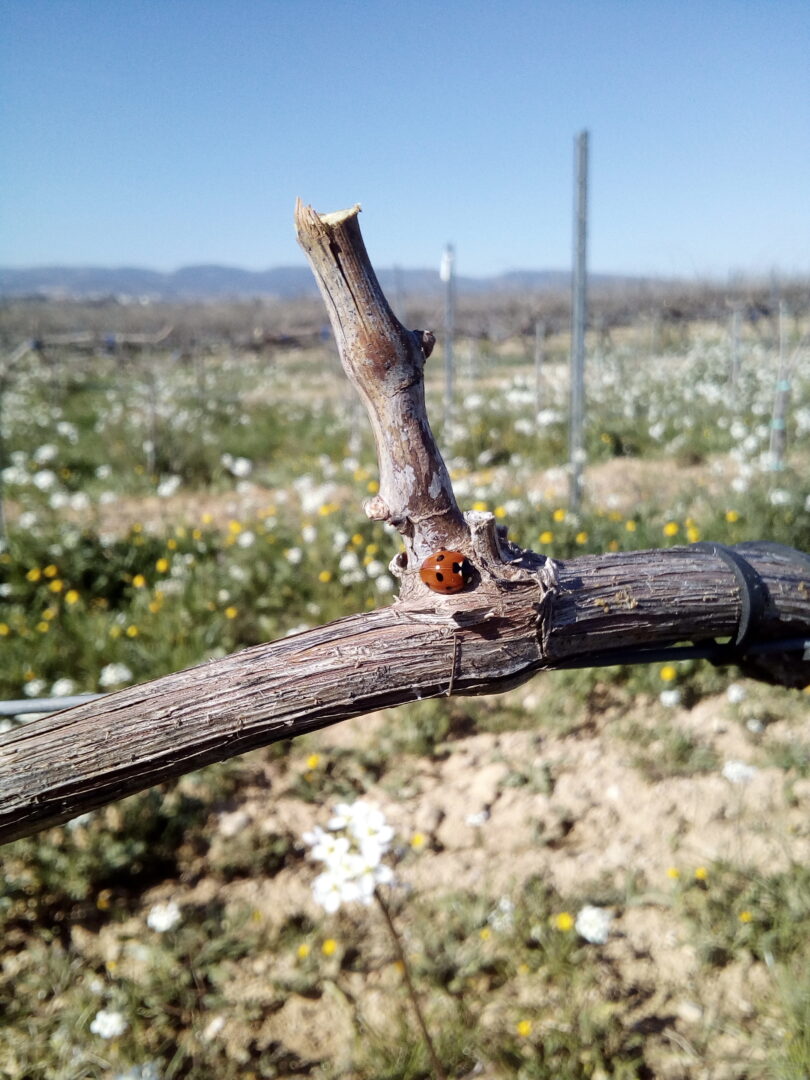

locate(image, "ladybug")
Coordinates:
419 549 473 594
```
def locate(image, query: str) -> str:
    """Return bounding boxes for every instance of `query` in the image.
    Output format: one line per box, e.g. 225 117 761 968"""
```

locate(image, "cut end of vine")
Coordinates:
295 199 362 231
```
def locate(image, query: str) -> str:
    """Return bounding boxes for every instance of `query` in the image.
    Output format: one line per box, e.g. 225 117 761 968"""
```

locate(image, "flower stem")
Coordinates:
373 886 447 1080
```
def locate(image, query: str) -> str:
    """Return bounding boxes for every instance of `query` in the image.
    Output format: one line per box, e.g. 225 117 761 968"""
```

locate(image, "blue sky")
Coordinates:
2 0 809 278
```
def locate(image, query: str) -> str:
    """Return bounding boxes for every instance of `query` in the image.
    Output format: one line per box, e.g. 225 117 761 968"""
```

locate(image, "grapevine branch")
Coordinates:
0 202 808 845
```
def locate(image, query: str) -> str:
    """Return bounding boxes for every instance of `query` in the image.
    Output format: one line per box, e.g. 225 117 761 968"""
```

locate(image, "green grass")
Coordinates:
0 326 809 1077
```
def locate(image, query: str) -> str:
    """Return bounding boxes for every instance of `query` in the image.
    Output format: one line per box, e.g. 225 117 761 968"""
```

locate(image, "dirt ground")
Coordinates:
120 676 809 1078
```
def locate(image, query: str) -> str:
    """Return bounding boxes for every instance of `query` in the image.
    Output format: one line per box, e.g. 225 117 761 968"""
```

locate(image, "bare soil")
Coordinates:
122 676 809 1077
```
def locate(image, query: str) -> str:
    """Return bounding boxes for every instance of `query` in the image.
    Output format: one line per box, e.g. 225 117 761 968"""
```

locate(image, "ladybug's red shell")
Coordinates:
419 549 473 594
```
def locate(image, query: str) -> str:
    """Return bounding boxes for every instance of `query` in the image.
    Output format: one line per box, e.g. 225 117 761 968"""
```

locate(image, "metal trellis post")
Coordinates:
569 130 589 512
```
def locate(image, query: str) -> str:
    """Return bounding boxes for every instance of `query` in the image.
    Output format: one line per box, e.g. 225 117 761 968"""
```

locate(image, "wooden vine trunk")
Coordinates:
0 203 808 846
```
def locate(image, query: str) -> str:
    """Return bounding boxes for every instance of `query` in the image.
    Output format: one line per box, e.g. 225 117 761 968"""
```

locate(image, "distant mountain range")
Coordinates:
0 264 648 301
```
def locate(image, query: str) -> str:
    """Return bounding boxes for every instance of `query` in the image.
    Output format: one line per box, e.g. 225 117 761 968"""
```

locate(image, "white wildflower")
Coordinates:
575 904 613 945
33 443 58 464
285 547 303 565
50 678 77 697
302 826 351 865
331 529 349 551
32 469 57 491
156 475 182 498
488 896 515 932
722 760 758 784
1 464 27 486
228 456 252 478
339 551 360 572
56 420 79 443
217 808 250 837
146 901 182 933
659 689 682 708
202 1015 226 1042
305 800 396 913
99 663 133 688
726 683 747 705
90 1008 128 1039
23 679 46 698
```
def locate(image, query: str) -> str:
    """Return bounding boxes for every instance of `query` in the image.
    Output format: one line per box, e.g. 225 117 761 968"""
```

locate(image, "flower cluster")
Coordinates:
303 800 395 913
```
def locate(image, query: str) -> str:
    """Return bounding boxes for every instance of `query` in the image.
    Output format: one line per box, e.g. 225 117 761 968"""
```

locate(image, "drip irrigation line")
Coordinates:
556 636 810 671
